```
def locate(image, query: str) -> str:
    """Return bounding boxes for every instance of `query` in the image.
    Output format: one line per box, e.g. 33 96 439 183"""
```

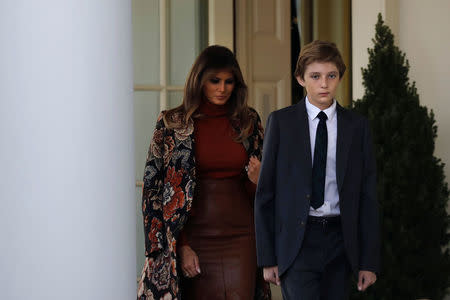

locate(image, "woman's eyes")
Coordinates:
209 78 235 84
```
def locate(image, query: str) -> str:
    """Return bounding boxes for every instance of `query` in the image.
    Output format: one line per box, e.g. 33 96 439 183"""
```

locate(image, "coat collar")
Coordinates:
296 98 312 170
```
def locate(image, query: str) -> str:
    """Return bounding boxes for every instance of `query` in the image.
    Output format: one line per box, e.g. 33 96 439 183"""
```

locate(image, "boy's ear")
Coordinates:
296 75 305 87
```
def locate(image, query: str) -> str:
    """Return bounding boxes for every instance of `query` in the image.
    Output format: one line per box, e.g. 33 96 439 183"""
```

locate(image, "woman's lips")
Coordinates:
319 92 329 96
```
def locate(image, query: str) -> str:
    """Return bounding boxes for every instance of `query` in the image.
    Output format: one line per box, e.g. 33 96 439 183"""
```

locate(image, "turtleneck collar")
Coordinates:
198 99 228 117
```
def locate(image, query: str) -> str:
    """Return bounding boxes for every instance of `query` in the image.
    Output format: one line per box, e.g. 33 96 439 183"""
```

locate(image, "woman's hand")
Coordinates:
247 156 261 184
179 245 201 278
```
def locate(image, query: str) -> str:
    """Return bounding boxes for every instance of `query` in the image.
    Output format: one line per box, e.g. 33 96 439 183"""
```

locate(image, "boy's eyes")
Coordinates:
310 74 337 79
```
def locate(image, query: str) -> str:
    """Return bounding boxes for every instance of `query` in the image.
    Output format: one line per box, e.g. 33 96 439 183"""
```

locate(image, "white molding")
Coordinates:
254 81 277 124
277 72 290 108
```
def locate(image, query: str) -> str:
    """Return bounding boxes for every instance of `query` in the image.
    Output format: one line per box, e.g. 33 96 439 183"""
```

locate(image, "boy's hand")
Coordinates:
263 266 280 286
357 270 376 291
247 156 261 184
179 245 201 278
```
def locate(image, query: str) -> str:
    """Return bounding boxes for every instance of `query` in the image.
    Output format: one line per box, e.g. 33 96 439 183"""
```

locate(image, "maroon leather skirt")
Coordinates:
181 176 257 300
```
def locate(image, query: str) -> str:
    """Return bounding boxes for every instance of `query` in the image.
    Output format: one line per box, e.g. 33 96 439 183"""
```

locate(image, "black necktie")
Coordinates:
311 111 328 209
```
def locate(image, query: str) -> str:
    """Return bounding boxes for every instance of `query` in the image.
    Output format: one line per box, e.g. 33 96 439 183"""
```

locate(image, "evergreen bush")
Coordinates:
350 14 450 300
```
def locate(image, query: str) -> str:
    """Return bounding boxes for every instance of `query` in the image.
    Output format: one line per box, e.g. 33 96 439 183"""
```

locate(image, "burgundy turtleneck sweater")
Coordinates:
178 100 256 247
194 99 248 178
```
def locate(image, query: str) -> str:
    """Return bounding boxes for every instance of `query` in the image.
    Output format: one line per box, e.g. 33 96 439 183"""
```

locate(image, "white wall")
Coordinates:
352 0 398 100
397 0 450 184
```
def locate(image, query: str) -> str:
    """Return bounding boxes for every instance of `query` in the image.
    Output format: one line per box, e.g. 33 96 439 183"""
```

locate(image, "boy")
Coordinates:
255 40 380 299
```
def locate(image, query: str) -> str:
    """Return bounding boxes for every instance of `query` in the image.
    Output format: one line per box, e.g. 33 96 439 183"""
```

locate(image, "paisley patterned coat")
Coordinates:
137 109 271 300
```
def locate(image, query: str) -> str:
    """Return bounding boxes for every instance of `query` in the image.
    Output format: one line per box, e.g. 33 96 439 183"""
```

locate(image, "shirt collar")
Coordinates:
305 96 337 121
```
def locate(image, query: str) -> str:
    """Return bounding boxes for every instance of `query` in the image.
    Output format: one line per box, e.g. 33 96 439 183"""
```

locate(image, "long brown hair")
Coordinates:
164 45 255 142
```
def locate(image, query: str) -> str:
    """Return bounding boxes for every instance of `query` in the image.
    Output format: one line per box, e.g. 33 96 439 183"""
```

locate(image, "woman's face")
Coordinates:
202 70 235 105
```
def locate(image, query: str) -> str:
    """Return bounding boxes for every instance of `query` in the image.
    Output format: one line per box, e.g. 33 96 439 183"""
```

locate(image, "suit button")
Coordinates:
300 221 305 227
306 194 311 199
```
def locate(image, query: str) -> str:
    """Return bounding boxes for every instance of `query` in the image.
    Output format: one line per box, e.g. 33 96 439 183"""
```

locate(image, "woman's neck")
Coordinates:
198 99 227 117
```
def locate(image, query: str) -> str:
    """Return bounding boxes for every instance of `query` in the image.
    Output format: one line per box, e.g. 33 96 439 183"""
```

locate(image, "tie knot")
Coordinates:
317 111 328 121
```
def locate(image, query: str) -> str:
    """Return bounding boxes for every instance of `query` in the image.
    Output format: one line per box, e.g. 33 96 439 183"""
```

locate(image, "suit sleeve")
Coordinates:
358 118 381 273
142 112 166 257
254 112 279 267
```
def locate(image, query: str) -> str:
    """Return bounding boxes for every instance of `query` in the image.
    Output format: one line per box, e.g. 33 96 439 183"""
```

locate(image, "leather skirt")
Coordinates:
181 176 257 300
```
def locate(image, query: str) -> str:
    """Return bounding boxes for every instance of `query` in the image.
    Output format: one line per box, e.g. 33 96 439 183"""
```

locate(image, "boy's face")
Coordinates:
296 61 341 110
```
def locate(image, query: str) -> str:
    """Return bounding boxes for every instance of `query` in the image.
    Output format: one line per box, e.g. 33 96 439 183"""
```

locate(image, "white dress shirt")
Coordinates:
305 96 340 216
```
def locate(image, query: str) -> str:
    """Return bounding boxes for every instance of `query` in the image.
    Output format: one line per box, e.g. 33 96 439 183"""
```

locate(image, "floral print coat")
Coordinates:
137 109 270 300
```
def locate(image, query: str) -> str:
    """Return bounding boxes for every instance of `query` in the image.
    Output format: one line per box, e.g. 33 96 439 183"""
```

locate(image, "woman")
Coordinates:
137 45 270 300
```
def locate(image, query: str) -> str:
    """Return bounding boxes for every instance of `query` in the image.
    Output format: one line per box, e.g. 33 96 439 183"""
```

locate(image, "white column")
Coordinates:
0 1 135 299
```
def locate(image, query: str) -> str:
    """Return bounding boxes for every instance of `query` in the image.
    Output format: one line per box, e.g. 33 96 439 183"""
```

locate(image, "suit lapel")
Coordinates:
296 99 312 170
336 103 353 193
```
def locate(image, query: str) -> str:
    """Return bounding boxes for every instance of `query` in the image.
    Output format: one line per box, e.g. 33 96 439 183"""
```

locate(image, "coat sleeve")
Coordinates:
358 118 381 273
254 112 279 267
244 109 265 199
249 108 264 160
251 109 265 160
142 112 166 257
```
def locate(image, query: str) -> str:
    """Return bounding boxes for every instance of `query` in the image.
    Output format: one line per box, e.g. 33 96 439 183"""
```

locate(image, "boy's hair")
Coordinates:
294 40 346 80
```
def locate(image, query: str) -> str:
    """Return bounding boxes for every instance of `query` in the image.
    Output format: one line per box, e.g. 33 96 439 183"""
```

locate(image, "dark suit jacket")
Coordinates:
254 98 380 277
